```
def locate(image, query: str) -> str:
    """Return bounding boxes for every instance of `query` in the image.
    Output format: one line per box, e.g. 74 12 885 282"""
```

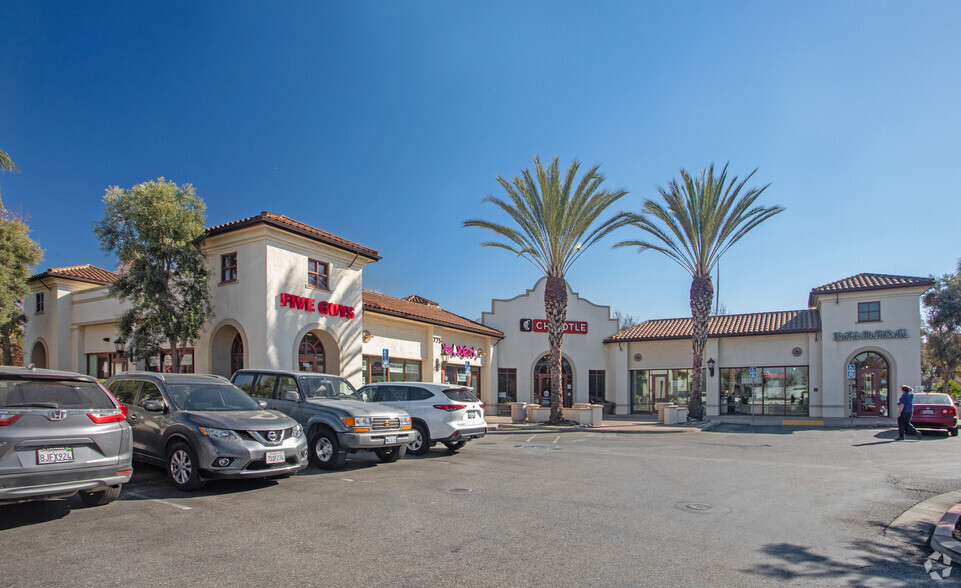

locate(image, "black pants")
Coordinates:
897 412 919 438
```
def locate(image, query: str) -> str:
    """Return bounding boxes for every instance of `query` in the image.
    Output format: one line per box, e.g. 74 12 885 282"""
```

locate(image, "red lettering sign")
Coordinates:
279 293 356 320
519 318 588 334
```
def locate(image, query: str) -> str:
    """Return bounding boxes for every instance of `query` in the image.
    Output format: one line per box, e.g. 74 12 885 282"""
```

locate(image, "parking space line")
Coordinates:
525 435 536 442
125 490 192 510
553 436 560 444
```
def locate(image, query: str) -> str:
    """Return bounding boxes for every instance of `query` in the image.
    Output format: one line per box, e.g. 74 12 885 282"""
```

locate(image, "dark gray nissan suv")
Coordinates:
105 372 308 491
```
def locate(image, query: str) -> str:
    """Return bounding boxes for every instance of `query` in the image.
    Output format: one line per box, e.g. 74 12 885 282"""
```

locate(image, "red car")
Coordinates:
911 393 959 436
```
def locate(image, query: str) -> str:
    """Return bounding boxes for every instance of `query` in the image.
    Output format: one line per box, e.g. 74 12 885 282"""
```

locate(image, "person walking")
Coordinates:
896 384 922 441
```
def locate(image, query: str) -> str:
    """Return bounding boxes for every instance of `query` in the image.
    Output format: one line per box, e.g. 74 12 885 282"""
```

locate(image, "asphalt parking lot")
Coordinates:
2 425 960 587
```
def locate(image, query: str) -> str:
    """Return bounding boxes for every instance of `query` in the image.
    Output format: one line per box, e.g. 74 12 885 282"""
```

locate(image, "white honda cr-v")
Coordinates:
358 382 487 455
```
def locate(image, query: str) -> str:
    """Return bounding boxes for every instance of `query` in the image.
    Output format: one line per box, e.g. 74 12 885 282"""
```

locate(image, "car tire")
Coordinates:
443 440 467 451
167 441 205 491
375 444 407 463
309 429 347 470
950 427 959 437
407 423 431 456
78 485 122 506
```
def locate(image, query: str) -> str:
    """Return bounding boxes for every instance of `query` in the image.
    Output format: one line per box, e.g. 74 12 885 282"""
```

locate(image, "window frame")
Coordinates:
220 252 238 284
307 258 330 290
857 301 881 323
35 292 44 314
588 370 606 404
497 368 517 403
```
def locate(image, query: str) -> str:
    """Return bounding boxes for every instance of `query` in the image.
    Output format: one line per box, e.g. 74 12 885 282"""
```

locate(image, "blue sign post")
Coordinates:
465 361 471 387
749 367 757 381
382 349 389 381
847 364 856 379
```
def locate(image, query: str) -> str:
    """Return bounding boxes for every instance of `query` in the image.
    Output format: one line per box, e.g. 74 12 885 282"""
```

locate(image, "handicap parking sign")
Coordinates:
847 364 856 379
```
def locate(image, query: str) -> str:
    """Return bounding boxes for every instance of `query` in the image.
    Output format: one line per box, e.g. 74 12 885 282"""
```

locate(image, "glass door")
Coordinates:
856 368 881 416
651 374 669 412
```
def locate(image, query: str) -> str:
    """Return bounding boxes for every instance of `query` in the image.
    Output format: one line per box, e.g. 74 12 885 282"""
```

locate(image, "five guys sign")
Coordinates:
279 292 356 319
519 318 588 334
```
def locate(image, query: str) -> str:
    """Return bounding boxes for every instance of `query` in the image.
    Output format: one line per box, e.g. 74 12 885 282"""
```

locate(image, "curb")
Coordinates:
931 503 961 563
485 418 721 435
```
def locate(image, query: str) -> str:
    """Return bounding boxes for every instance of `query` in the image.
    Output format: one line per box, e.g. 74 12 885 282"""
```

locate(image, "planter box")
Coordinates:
526 404 551 423
563 404 603 426
511 402 528 422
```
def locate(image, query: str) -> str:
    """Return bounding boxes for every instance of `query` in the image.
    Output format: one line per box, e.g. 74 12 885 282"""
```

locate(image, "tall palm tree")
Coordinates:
615 163 783 420
0 147 18 204
465 155 629 424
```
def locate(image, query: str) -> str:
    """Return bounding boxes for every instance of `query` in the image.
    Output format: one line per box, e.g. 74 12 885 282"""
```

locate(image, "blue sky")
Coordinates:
2 1 959 323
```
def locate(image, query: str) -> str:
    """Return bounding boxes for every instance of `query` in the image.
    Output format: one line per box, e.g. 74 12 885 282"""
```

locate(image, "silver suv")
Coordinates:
0 366 132 506
358 382 487 455
231 370 414 469
105 372 307 491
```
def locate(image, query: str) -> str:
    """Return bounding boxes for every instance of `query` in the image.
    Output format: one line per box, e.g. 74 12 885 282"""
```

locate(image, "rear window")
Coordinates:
914 394 952 405
443 388 479 403
0 379 115 409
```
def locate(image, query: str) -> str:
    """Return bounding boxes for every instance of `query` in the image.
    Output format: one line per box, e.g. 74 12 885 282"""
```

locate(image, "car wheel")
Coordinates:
167 441 205 491
443 440 467 451
78 485 122 506
407 423 431 456
309 429 347 470
950 427 959 437
375 444 407 463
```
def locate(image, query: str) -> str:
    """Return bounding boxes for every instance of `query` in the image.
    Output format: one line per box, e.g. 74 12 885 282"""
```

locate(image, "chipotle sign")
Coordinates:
519 318 588 334
279 292 356 319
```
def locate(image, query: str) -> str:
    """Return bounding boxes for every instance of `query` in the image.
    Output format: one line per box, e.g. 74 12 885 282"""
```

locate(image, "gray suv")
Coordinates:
231 369 414 469
105 372 308 491
0 366 132 506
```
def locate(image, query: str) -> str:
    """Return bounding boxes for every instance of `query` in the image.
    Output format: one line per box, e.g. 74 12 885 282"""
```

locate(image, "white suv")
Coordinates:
359 383 487 455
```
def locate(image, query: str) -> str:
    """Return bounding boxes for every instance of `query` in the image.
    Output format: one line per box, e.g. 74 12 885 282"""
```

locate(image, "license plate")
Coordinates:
265 451 285 464
466 411 477 419
38 447 74 465
922 409 934 415
384 436 397 444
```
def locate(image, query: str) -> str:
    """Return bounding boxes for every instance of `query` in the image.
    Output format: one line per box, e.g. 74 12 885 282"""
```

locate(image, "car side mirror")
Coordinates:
143 400 166 412
257 399 268 408
284 390 300 402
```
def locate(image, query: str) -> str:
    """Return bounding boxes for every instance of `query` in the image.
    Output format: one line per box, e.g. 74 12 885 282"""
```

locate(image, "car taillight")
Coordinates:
944 407 957 415
88 408 127 423
479 403 485 408
0 413 22 426
433 404 467 412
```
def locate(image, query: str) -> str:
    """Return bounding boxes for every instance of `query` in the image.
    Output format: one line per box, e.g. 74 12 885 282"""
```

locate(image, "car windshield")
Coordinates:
0 378 114 409
299 375 360 400
914 394 952 405
166 383 262 411
443 388 479 403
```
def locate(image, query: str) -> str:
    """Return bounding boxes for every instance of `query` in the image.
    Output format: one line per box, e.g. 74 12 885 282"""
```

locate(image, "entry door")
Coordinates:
857 368 882 416
537 374 572 407
651 375 669 412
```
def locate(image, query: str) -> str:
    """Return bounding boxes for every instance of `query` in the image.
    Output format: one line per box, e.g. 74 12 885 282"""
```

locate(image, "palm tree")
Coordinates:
0 148 16 173
615 163 783 420
465 155 629 424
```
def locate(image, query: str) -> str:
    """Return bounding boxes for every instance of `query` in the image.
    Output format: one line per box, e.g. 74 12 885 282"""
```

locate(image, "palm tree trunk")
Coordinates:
545 276 568 425
689 275 714 421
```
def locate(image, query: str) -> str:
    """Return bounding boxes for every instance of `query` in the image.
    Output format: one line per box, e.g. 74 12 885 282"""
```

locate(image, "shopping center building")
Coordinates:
24 210 933 422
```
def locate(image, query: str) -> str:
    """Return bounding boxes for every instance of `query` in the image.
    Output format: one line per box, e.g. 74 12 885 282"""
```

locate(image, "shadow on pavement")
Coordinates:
0 499 72 530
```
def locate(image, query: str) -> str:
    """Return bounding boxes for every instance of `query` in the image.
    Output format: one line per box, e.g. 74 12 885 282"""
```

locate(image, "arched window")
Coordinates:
230 334 244 375
533 355 573 407
850 351 890 417
298 333 326 373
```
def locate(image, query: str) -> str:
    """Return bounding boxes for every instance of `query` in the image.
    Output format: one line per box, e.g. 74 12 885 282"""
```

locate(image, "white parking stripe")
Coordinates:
553 436 560 444
125 490 192 510
525 435 536 442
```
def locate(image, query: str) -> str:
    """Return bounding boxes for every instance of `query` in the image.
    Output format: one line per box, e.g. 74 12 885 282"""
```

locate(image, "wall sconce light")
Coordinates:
114 339 125 358
707 357 716 377
477 348 484 358
434 358 441 372
102 337 111 342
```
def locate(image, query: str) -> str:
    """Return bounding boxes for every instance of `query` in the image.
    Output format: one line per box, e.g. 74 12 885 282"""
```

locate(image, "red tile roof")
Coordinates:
28 264 119 285
604 309 821 343
363 290 504 339
206 211 381 261
808 273 934 306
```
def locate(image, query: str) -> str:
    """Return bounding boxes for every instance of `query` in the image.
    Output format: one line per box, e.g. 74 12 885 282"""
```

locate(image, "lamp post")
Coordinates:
707 357 716 377
113 339 125 358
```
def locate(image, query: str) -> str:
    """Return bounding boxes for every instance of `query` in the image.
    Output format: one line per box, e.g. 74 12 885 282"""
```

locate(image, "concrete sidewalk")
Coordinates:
484 413 720 434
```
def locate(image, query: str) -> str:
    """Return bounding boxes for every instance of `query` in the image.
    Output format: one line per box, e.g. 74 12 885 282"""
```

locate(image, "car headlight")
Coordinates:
292 424 303 438
199 427 242 441
345 416 372 429
399 415 411 426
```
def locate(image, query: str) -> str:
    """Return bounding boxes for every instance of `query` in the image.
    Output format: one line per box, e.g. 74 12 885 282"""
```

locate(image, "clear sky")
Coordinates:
2 1 959 324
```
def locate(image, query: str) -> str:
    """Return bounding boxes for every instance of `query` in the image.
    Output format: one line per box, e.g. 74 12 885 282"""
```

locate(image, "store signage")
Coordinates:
519 318 588 334
847 364 856 379
441 343 478 359
279 292 356 319
833 328 908 341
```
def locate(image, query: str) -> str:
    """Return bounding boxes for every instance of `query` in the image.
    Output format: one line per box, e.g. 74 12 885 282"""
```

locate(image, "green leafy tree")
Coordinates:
0 204 43 365
465 156 629 424
615 163 783 420
94 178 213 373
922 273 961 393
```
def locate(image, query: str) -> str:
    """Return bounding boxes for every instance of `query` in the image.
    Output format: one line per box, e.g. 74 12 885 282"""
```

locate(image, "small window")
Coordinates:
497 368 517 402
589 370 606 404
858 301 881 322
35 293 44 313
277 376 299 400
113 380 142 405
232 373 255 394
250 375 278 399
409 387 433 401
308 259 329 289
221 253 238 283
138 382 165 407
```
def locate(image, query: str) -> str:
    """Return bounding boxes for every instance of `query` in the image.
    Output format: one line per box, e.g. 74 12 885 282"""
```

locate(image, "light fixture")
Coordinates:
434 358 441 372
707 357 716 377
114 339 125 357
102 337 110 343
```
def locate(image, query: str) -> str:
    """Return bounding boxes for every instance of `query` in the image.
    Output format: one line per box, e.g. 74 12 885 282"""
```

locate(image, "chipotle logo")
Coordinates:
279 292 356 319
519 318 588 334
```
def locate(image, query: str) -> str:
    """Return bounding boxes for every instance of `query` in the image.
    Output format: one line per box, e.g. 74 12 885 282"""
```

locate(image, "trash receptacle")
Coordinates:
654 402 674 424
665 405 679 424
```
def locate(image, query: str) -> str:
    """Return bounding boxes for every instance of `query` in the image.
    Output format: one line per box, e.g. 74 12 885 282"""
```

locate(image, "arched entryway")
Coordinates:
533 354 573 407
210 322 246 378
298 332 326 373
849 351 890 417
30 340 47 369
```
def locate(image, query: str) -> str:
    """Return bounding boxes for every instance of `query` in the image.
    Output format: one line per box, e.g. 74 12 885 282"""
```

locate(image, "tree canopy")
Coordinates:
922 273 961 394
94 178 212 372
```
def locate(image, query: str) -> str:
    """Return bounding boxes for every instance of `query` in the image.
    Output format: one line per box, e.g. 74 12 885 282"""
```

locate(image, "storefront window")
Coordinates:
721 366 808 416
363 355 420 383
589 370 606 403
86 353 127 379
630 369 705 412
498 368 517 402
